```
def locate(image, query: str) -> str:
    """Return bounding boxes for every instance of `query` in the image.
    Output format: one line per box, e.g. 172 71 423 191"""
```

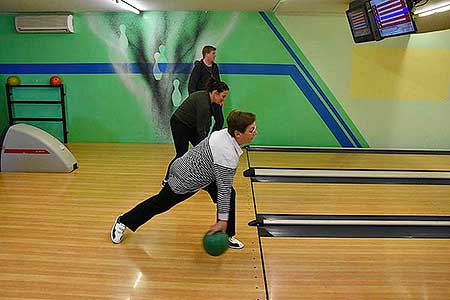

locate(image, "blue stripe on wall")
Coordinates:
288 66 354 147
259 12 362 148
0 63 292 75
0 63 190 74
220 63 292 75
0 62 356 147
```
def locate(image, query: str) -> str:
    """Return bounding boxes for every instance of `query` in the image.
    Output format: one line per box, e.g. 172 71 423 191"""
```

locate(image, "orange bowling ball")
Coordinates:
50 76 62 86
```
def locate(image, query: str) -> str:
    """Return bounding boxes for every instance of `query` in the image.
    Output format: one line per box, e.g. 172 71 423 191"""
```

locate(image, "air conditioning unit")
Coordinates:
15 14 74 33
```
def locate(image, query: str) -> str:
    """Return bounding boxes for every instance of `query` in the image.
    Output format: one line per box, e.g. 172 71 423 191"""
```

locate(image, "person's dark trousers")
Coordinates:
120 184 195 232
203 182 236 237
164 115 202 180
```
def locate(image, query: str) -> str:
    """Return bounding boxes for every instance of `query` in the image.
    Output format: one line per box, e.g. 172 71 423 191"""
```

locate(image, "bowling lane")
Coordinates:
253 182 450 215
248 151 450 171
261 237 450 300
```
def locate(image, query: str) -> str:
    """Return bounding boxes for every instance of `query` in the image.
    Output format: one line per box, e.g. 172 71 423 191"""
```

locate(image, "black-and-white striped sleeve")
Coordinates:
213 164 236 221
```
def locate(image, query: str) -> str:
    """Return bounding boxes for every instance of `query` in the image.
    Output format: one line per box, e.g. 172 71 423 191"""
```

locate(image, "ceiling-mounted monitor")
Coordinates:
346 0 382 43
346 5 375 43
369 0 417 38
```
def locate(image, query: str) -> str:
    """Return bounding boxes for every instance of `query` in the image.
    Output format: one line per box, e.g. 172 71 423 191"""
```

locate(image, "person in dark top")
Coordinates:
188 45 224 132
188 46 220 95
163 79 229 184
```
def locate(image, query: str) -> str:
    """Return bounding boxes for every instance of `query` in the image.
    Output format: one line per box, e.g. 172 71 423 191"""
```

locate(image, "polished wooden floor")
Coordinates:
2 144 450 299
253 182 450 215
249 149 450 300
262 238 450 300
248 151 450 170
1 143 265 300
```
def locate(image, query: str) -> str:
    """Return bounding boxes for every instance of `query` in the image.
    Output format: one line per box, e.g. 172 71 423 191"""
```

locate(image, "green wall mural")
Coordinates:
0 12 365 147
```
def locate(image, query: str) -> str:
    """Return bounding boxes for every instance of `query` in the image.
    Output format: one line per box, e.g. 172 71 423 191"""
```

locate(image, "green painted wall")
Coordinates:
277 14 450 149
0 84 7 134
0 12 364 147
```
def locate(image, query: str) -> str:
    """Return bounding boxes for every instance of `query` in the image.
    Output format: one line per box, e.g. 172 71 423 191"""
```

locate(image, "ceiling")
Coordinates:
0 0 446 16
0 0 354 14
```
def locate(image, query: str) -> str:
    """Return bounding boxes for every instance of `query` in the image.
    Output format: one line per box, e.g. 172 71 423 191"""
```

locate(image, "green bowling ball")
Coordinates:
203 231 229 256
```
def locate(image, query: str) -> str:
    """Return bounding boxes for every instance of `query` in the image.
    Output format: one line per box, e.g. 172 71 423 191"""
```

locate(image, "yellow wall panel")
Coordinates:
350 47 450 101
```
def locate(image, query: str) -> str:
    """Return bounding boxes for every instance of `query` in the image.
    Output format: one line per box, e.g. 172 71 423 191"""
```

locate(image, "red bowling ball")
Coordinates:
50 76 62 86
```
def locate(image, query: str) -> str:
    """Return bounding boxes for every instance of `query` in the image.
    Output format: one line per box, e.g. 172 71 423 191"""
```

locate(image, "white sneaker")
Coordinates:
228 236 244 249
111 215 126 244
161 179 168 188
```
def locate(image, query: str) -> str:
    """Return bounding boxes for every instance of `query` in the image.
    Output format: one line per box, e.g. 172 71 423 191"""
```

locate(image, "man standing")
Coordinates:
188 45 220 95
188 45 224 131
